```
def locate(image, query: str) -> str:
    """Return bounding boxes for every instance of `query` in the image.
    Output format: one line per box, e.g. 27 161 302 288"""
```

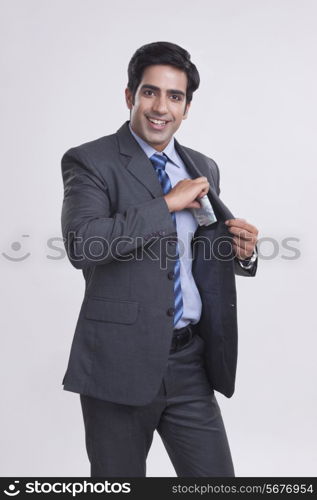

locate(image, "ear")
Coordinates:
182 102 191 120
125 88 133 110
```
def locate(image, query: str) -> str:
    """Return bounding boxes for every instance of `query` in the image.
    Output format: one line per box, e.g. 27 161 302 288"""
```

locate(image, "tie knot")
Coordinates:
150 153 168 171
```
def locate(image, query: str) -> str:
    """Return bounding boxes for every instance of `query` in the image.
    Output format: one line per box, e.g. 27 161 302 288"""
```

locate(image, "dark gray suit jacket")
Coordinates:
61 121 257 405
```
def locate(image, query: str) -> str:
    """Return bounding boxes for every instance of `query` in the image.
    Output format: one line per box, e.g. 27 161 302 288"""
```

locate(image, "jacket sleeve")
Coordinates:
61 149 176 269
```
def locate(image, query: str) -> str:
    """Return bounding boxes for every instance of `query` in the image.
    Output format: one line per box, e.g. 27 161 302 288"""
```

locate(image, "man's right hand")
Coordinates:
164 177 210 212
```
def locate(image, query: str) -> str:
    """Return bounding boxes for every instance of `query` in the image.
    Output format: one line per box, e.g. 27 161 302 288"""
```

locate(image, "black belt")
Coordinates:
170 324 196 353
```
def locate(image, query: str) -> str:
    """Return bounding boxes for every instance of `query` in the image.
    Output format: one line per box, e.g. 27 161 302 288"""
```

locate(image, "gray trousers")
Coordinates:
80 333 235 477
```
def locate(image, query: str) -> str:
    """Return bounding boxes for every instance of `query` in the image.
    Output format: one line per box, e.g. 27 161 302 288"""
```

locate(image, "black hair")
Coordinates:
127 41 200 105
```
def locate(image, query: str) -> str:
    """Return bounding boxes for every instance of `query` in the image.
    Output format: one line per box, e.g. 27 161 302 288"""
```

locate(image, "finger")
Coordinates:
228 226 257 241
193 176 208 182
228 226 254 238
197 187 210 197
232 238 255 255
190 177 209 184
232 235 253 248
187 200 202 209
232 245 252 260
226 218 258 235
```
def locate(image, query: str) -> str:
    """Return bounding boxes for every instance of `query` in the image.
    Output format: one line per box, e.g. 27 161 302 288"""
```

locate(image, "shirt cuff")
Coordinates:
237 248 258 269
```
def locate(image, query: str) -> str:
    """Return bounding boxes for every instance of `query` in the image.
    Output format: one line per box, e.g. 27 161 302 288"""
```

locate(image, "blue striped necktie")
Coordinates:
150 153 183 326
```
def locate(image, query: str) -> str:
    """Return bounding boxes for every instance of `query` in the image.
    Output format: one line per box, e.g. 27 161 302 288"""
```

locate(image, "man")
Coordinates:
61 41 258 477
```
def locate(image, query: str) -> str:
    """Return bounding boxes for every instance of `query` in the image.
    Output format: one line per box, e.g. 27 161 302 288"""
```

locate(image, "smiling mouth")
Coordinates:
146 116 170 129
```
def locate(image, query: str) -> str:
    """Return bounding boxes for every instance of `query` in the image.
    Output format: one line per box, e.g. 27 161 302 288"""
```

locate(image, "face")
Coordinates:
125 64 191 151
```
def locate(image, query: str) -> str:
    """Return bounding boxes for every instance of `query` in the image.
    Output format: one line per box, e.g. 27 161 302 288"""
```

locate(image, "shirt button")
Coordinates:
167 307 175 317
167 271 174 280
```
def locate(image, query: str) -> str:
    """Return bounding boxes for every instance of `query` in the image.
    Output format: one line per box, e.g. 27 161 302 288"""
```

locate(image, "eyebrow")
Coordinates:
140 84 186 97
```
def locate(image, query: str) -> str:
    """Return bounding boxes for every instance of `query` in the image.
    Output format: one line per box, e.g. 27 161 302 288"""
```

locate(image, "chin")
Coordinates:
145 132 166 144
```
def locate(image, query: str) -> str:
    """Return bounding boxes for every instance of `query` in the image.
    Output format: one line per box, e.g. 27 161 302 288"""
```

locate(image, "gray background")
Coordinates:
1 0 316 476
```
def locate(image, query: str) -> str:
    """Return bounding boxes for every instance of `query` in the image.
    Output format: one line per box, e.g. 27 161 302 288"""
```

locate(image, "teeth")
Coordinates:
148 118 167 125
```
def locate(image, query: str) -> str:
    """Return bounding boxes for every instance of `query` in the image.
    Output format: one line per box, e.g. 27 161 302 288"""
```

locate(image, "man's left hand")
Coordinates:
225 218 258 260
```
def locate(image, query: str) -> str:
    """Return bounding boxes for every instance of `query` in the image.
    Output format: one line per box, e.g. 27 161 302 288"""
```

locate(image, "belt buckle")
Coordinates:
175 332 183 351
171 325 194 353
177 326 192 351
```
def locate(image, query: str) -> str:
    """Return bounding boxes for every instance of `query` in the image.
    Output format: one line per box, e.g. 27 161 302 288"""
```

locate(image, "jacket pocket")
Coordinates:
85 297 139 325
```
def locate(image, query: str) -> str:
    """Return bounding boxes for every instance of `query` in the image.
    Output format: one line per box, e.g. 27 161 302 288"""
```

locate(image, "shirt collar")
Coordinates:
128 122 181 168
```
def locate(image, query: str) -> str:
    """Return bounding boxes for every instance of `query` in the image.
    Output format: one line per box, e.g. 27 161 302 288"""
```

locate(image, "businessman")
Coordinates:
61 41 258 477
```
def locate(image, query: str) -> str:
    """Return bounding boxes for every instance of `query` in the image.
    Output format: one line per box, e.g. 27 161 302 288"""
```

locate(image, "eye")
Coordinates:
170 94 182 101
143 89 155 96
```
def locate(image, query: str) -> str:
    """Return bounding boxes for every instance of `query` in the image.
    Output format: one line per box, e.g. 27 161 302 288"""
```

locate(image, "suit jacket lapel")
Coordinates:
116 121 163 198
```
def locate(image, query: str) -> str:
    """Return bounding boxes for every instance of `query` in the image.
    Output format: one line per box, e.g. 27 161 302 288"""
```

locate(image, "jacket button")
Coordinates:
167 307 175 316
230 303 236 308
167 271 174 280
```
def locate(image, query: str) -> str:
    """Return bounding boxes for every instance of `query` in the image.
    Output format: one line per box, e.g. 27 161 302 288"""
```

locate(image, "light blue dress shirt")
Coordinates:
129 124 202 329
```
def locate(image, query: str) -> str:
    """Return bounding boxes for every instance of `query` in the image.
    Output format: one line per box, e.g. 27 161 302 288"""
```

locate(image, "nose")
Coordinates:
152 95 168 115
